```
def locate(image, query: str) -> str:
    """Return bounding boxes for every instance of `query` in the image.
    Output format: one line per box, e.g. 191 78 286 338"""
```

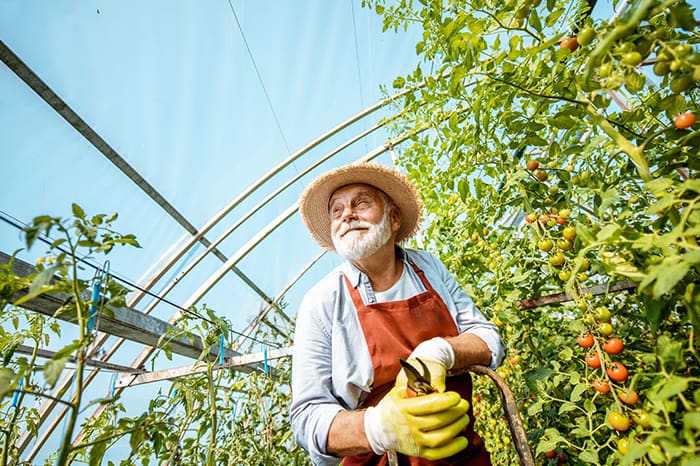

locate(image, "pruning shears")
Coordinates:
399 358 437 397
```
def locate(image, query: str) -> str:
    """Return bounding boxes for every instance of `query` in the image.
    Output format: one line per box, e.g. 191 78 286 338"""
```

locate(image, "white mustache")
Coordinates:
337 220 372 237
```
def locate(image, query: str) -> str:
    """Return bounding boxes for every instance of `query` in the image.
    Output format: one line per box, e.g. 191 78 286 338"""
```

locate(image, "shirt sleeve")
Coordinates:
425 251 506 370
290 288 344 466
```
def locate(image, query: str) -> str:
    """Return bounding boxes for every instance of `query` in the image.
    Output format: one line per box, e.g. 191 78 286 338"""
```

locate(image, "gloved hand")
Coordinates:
396 338 455 393
364 387 470 460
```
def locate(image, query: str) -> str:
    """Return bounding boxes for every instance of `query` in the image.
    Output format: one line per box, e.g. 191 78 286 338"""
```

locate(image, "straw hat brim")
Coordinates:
299 162 422 251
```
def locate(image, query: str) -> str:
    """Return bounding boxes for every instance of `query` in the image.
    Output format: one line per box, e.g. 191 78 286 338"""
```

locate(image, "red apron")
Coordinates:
342 261 491 466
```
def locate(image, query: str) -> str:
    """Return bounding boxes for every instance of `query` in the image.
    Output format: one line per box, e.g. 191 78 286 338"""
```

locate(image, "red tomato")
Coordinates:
594 379 610 393
577 334 594 348
603 337 624 355
545 450 557 458
560 36 579 52
526 159 540 170
618 389 639 405
585 352 601 368
675 112 695 129
607 362 629 382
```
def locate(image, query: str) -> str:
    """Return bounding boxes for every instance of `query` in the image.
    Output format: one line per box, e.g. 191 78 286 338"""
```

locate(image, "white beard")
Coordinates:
332 208 392 261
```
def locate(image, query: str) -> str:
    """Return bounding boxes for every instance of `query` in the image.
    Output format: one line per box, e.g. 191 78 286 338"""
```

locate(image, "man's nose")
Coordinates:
340 205 358 222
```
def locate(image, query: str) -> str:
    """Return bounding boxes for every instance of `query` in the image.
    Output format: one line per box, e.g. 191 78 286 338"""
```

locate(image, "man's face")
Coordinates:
328 184 399 260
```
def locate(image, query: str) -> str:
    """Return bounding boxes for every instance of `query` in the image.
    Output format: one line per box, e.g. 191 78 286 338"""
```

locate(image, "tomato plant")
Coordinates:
365 0 699 463
0 208 308 466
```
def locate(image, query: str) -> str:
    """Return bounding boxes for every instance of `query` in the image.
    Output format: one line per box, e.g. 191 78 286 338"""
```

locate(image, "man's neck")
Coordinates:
350 243 403 292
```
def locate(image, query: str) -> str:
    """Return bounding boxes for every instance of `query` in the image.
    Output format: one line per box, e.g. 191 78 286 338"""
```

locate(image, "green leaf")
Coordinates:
624 70 646 94
88 433 109 466
576 223 596 244
0 368 16 397
645 195 675 216
535 438 559 456
44 357 68 387
684 412 700 430
598 188 619 215
652 376 690 402
524 367 552 392
645 178 674 197
72 203 86 220
578 449 600 464
596 224 621 242
570 383 586 402
652 259 689 297
559 401 577 413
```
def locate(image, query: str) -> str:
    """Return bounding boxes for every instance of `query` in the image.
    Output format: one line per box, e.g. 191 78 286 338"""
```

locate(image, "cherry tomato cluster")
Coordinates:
576 306 653 441
526 206 593 283
653 42 700 94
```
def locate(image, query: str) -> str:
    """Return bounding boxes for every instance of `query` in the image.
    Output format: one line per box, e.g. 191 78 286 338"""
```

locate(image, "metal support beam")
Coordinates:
116 347 293 387
13 345 146 374
1 252 243 363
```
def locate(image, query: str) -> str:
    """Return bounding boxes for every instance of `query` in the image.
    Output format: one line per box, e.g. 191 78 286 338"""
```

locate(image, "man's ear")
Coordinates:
390 207 401 233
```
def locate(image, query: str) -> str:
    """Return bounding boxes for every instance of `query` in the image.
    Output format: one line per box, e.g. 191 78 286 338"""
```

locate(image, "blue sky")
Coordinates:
1 1 422 460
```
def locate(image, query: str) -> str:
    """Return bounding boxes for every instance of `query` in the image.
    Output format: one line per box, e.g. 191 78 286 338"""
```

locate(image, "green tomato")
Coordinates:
598 62 613 77
577 27 596 47
670 74 694 93
549 252 566 267
621 52 643 67
656 47 673 62
669 59 685 73
598 322 613 336
538 239 554 252
674 43 692 58
617 42 636 54
653 60 671 76
594 306 612 322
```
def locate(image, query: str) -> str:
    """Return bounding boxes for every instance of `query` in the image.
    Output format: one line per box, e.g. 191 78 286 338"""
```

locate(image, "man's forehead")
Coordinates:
329 183 380 203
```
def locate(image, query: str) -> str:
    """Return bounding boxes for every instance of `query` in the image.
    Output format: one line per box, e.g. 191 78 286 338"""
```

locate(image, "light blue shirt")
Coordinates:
290 247 505 466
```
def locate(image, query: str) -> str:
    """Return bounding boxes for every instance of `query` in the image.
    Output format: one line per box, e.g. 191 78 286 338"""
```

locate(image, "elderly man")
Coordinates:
291 162 505 465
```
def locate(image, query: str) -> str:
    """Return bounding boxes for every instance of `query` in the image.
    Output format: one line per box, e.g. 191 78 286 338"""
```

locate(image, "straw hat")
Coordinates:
299 162 423 250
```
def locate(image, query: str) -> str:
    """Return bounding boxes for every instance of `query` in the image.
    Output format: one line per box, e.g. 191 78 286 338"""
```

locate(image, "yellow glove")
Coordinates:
364 387 470 460
395 337 455 393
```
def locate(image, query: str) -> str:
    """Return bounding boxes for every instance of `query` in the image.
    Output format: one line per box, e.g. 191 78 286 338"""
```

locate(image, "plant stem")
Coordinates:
55 237 88 466
583 103 651 181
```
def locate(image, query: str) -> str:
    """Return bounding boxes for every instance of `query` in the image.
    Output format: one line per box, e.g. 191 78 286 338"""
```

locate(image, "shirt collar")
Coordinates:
340 246 407 289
